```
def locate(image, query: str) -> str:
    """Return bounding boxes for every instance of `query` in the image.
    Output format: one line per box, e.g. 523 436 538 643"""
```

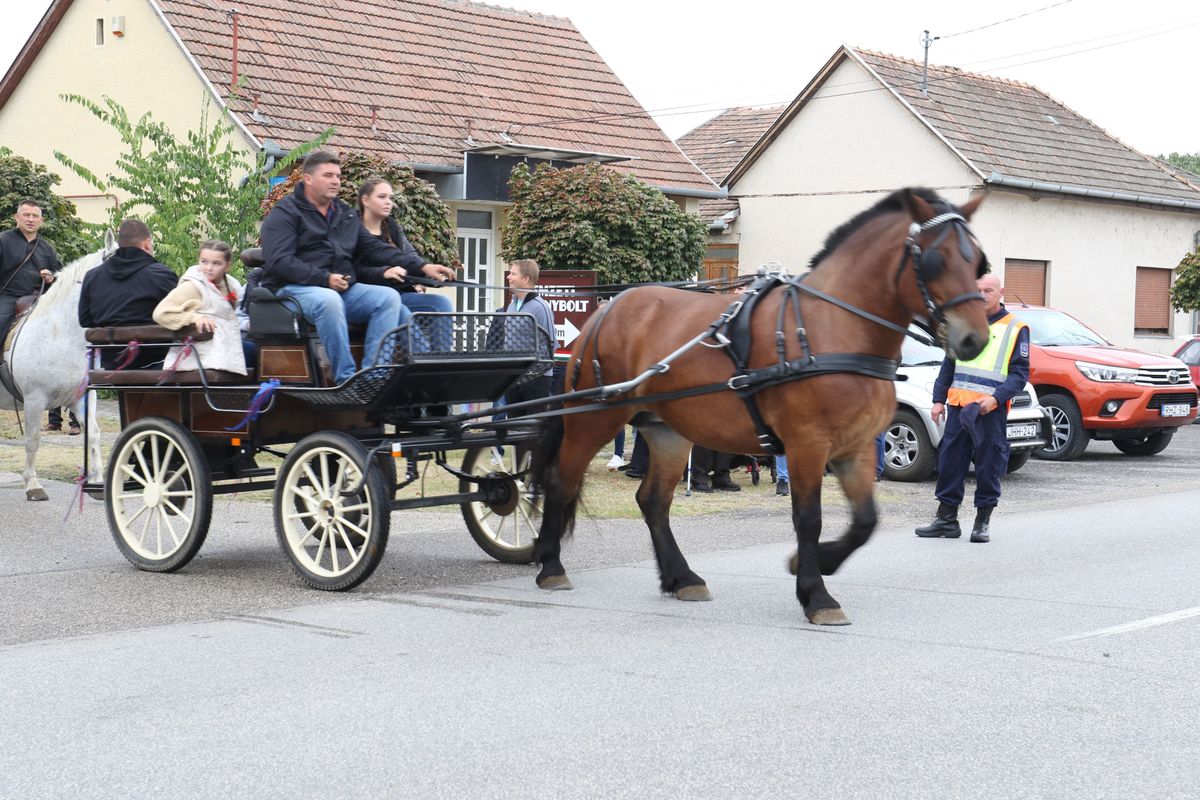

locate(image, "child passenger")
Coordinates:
153 239 252 375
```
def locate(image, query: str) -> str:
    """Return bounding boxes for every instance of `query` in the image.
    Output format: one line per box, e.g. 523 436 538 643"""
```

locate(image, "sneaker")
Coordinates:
606 455 626 471
489 448 504 467
776 479 789 496
68 422 82 436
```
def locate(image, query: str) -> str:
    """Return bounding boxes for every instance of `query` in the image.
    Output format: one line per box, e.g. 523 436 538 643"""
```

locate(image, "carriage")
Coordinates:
80 249 554 591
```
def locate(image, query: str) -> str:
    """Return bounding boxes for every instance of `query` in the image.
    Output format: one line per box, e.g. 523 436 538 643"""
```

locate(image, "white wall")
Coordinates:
978 190 1199 353
733 57 981 273
0 0 255 223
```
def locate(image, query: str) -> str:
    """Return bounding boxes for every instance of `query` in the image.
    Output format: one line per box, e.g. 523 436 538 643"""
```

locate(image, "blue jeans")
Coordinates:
278 283 405 382
400 290 454 351
775 455 788 483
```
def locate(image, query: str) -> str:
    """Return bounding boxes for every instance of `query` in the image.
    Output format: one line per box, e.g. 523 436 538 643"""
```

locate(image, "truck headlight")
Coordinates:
1075 361 1137 383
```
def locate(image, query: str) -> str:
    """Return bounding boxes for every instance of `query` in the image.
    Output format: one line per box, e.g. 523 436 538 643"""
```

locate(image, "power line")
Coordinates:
937 0 1076 40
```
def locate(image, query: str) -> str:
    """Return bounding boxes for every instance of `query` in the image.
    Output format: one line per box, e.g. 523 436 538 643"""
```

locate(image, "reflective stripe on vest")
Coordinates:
946 313 1027 406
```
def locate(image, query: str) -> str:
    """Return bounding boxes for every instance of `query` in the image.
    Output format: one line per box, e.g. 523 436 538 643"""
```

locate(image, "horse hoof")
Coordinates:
675 584 712 602
787 552 798 575
807 607 851 626
537 574 573 591
26 488 49 502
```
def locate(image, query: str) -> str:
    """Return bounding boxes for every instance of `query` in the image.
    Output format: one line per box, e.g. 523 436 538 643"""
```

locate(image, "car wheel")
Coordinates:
1005 450 1032 473
883 409 936 482
1113 429 1175 456
1034 394 1089 461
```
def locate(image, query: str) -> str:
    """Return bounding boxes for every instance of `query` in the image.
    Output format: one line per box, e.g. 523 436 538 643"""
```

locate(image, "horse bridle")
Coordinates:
899 211 986 325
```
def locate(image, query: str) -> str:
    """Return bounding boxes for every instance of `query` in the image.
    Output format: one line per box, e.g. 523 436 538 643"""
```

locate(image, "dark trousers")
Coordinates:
934 404 1010 509
503 374 553 414
691 446 733 481
0 294 19 352
47 407 79 428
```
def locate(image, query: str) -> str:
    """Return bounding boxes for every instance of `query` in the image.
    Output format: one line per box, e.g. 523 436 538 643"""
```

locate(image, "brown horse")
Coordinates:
528 188 992 625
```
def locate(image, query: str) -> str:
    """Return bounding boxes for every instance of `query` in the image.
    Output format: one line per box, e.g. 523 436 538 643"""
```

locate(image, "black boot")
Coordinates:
915 502 961 538
970 506 993 543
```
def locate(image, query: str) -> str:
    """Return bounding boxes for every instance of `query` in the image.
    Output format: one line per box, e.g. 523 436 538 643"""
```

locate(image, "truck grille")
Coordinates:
1136 366 1195 386
1145 392 1198 410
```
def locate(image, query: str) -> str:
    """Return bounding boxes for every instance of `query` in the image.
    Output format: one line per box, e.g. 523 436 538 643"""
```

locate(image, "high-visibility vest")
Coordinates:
946 312 1028 407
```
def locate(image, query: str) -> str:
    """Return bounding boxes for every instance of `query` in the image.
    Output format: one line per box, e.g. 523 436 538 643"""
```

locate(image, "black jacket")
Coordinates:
78 247 179 328
0 229 62 297
259 184 418 292
356 215 428 292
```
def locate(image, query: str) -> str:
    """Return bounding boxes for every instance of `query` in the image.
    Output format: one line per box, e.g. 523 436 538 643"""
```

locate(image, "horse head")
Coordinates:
900 190 990 361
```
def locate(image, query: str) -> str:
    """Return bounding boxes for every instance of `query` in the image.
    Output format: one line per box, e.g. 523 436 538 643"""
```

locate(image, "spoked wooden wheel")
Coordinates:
274 432 390 591
460 444 540 564
105 417 212 573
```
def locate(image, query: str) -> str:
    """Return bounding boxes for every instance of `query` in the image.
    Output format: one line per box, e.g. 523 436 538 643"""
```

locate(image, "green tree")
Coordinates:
53 94 329 273
1160 152 1200 174
261 151 458 267
1170 248 1200 312
0 147 93 262
499 162 707 284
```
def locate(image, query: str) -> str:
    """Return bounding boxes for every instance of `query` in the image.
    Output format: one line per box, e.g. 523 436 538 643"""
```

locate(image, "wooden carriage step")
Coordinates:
88 369 248 386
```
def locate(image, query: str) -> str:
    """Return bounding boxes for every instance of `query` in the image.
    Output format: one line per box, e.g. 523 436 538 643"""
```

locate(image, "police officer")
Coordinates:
915 273 1029 543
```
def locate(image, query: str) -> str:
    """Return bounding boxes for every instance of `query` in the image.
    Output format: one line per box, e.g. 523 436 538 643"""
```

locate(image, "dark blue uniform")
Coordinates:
932 305 1030 509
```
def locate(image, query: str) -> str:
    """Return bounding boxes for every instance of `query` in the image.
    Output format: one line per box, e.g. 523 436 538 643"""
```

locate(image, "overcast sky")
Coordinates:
3 0 1198 157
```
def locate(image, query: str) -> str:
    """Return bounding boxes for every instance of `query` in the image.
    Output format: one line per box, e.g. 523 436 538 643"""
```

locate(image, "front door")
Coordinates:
456 209 495 312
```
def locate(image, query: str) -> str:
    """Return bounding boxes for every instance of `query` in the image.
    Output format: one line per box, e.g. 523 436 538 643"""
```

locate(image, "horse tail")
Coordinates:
528 412 582 540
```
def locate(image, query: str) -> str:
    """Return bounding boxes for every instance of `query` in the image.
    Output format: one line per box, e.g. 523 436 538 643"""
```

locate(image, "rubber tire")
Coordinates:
460 445 539 564
106 417 212 573
883 409 937 482
1005 450 1032 473
1113 429 1174 456
1034 394 1089 461
274 431 390 591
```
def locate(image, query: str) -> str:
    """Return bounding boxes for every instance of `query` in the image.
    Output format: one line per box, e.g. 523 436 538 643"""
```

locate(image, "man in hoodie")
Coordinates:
79 218 178 368
259 151 454 383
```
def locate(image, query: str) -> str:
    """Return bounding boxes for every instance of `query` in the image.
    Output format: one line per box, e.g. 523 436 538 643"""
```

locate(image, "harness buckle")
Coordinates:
726 373 751 391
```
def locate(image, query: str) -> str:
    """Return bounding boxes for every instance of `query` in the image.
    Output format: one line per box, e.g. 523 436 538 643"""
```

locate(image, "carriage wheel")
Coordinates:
274 432 390 591
105 417 212 573
460 445 540 564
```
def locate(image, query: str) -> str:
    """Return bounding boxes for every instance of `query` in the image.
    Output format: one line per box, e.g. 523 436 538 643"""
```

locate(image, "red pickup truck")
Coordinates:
1008 306 1198 460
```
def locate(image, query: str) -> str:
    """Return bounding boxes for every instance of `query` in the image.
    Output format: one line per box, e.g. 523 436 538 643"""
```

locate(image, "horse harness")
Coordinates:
567 210 985 455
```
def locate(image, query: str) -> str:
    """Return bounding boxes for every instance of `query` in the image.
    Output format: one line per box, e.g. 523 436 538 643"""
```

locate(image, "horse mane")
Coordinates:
808 187 952 270
28 246 110 318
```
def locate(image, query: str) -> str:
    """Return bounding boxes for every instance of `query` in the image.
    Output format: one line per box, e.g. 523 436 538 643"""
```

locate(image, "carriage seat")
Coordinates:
85 324 214 346
239 249 366 340
88 368 248 386
84 324 245 385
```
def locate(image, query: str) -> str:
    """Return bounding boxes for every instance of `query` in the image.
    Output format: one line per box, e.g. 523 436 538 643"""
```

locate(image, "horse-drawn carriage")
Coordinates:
81 249 554 590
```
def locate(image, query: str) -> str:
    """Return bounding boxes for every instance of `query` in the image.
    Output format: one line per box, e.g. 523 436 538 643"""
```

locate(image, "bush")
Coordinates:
1171 248 1200 312
499 162 707 284
261 151 458 267
0 147 93 262
54 94 327 274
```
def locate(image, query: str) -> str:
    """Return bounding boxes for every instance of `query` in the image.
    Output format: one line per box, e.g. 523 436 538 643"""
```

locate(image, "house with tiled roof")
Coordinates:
0 0 718 310
676 105 783 282
719 45 1200 351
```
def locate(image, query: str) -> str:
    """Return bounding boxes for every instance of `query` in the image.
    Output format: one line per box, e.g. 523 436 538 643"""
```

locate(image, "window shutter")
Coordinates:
1003 259 1047 306
1134 267 1171 334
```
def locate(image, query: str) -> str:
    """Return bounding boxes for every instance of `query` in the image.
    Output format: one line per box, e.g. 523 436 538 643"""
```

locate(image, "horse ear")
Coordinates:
959 192 986 220
901 189 936 223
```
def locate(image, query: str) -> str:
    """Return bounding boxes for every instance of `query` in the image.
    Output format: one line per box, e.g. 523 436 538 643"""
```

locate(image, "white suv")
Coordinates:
883 330 1051 481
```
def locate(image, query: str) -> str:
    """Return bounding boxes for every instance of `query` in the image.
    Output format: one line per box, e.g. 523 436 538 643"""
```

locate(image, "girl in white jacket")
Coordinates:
153 240 249 375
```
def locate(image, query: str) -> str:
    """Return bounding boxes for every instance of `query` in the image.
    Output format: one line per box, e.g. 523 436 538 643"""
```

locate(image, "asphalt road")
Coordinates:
2 424 1198 798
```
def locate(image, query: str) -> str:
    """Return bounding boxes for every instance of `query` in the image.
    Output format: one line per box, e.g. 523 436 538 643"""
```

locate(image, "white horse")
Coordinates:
1 234 114 500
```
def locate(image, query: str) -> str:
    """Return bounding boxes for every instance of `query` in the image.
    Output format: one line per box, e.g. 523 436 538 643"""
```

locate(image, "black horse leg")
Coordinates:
791 482 850 625
819 455 879 575
533 478 573 590
636 424 710 601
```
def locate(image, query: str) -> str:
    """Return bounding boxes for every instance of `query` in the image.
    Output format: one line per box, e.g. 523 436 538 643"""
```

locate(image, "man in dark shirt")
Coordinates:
79 219 179 368
259 151 454 383
1 199 62 348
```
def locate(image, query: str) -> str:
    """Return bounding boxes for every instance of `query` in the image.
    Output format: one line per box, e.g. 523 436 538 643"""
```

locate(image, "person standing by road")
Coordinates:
502 258 556 407
915 274 1029 543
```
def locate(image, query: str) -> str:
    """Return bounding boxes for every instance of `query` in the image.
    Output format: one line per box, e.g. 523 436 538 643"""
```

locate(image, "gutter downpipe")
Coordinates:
986 171 1200 212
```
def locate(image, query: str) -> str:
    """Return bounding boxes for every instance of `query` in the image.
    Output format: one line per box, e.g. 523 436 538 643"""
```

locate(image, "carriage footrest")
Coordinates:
88 369 249 386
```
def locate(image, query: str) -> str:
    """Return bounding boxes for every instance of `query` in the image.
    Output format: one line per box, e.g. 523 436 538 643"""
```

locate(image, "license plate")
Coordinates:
1160 403 1191 418
1006 423 1039 440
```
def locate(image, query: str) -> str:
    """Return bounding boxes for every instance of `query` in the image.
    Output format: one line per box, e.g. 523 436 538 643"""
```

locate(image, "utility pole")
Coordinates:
920 29 938 96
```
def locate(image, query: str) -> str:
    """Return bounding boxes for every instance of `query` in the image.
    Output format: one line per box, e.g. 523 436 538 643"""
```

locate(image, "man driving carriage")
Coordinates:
259 151 455 383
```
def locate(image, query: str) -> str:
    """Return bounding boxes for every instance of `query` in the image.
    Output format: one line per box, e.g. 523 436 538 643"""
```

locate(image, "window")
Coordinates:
1003 259 1047 306
95 18 105 46
456 210 492 230
1133 267 1172 335
702 243 738 286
